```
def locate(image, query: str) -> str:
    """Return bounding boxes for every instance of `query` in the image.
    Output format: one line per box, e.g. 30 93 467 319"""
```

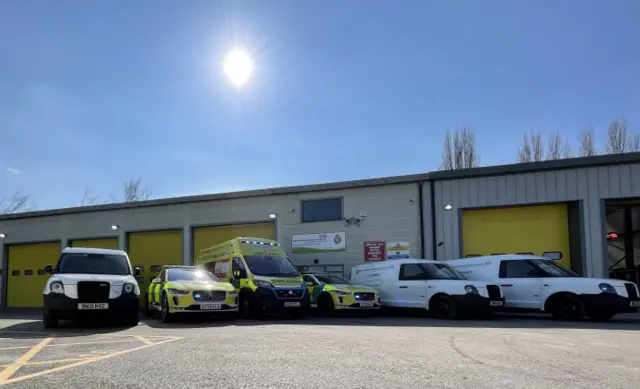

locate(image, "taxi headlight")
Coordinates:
332 290 352 296
167 288 190 295
465 285 479 295
50 281 64 294
122 283 135 294
599 283 617 294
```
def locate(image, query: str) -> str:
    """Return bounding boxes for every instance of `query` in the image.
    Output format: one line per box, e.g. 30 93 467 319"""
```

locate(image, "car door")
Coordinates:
498 260 543 309
151 270 166 305
396 264 429 308
303 275 321 304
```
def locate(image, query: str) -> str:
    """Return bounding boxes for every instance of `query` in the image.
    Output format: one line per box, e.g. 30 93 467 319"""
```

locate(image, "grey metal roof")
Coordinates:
2 152 639 221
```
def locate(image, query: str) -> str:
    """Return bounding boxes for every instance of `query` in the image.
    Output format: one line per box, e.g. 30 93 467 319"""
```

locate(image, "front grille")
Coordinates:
486 285 501 300
625 283 639 299
192 290 226 302
274 289 304 299
77 281 110 303
354 292 375 301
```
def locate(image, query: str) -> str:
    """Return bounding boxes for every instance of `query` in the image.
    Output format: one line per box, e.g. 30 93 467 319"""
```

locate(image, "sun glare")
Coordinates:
223 48 253 88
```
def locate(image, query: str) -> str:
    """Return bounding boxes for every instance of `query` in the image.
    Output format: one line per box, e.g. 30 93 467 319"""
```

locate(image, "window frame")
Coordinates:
399 264 429 281
499 259 542 279
300 197 344 223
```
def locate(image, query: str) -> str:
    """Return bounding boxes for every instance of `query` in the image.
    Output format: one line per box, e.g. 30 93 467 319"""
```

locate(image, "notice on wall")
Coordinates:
364 241 386 262
292 232 346 254
386 241 410 259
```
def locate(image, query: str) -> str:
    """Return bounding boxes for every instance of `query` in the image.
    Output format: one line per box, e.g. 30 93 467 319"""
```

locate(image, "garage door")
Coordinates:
6 241 61 308
69 237 119 250
192 222 276 259
462 204 572 269
128 230 182 306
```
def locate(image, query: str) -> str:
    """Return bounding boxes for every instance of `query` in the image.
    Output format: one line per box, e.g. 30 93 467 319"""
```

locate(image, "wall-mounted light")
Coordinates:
0 232 6 239
444 204 453 210
269 213 277 219
110 225 119 231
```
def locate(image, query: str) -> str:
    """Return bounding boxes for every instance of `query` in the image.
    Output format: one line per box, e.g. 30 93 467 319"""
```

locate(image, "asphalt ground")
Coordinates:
0 311 639 389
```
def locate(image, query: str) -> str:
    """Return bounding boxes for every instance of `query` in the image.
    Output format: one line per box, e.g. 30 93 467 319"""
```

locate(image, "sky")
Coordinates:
1 0 639 211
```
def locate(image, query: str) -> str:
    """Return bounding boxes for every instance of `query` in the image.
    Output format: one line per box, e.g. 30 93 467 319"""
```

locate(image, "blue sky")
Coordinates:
1 1 639 211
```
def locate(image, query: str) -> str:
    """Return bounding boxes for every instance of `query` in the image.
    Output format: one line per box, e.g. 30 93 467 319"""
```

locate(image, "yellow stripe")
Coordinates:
0 337 53 383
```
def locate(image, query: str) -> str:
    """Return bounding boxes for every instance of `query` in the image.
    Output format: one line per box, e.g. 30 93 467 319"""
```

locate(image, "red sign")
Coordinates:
364 241 386 262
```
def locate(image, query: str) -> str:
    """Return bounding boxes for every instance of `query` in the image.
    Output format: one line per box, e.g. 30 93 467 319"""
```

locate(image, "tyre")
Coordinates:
318 293 335 317
291 306 309 319
145 294 154 318
160 294 175 323
43 313 58 329
429 295 458 319
549 294 585 321
126 311 140 327
586 310 616 322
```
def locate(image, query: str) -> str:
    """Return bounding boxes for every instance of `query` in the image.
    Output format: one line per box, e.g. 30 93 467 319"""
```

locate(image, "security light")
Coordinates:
269 213 277 219
110 225 119 231
444 204 453 210
0 233 6 239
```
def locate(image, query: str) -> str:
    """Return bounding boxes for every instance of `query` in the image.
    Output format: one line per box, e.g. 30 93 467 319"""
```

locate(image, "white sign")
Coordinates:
292 232 346 254
386 241 410 259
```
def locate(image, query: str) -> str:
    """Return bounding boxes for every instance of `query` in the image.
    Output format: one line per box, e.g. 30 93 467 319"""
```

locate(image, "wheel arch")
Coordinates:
544 291 580 312
427 292 451 310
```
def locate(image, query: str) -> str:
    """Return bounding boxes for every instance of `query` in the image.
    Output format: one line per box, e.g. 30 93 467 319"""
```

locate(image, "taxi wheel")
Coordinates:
549 294 585 321
430 295 457 319
318 294 334 317
43 313 58 329
161 294 175 323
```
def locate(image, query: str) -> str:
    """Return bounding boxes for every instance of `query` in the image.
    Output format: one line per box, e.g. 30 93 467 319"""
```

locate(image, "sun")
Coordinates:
223 48 254 88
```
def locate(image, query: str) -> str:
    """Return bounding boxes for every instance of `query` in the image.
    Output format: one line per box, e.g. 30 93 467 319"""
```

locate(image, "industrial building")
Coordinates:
1 153 640 309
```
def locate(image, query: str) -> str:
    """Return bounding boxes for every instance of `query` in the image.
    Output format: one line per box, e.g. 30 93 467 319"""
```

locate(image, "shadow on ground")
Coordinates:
0 312 137 339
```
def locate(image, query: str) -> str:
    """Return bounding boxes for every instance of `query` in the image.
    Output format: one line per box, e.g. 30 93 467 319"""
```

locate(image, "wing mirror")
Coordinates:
151 278 162 284
134 267 142 276
44 265 53 274
305 281 314 287
234 269 248 279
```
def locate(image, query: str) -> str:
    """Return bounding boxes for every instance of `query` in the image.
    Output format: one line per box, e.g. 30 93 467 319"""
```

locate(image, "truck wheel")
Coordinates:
160 294 175 323
43 313 58 329
549 294 585 321
429 295 458 319
587 310 616 322
318 294 334 317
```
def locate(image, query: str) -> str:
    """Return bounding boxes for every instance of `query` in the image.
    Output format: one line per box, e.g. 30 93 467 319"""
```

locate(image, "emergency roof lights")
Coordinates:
240 239 279 246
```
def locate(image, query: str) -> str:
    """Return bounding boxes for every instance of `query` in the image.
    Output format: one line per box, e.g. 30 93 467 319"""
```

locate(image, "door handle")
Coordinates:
399 286 408 289
500 284 513 287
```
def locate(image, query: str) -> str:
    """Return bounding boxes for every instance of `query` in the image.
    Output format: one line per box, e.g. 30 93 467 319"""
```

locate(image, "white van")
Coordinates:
447 254 640 321
349 258 504 319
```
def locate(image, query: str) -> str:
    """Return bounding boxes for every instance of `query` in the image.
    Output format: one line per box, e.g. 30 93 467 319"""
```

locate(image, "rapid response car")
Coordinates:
302 273 380 315
145 265 238 323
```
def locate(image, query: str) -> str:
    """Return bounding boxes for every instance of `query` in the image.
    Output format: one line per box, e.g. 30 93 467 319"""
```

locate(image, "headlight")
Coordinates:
227 290 237 296
465 285 479 295
331 290 352 296
253 280 274 288
599 283 617 294
167 288 190 295
122 283 135 294
49 281 64 294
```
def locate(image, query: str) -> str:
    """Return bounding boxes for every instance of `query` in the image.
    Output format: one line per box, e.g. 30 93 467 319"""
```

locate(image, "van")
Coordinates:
349 258 504 319
195 237 309 319
446 254 640 321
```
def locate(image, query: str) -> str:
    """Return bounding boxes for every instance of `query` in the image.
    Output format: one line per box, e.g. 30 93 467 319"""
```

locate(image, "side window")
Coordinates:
500 260 539 278
232 257 246 278
399 264 428 281
157 271 166 282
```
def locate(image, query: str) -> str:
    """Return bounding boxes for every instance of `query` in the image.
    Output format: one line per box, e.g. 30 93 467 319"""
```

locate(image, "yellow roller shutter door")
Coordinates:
127 230 183 306
192 223 276 258
462 204 572 269
7 242 61 308
70 237 119 250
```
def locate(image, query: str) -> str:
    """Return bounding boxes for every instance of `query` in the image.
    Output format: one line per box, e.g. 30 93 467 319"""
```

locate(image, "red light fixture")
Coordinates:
607 232 619 240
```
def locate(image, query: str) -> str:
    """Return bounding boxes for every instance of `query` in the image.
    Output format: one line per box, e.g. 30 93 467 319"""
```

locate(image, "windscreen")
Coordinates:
531 259 579 277
423 263 467 280
315 274 350 285
57 253 130 275
168 269 219 282
244 255 300 277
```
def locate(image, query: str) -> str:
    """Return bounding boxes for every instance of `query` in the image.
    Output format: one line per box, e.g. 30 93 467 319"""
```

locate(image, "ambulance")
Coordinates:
195 237 309 319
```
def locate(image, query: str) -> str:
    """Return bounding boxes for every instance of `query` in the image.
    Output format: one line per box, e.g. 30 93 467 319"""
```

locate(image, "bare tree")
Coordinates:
606 119 630 154
80 185 100 206
122 177 151 202
518 130 544 162
0 191 35 214
547 131 573 160
579 125 597 157
440 126 479 170
631 133 640 152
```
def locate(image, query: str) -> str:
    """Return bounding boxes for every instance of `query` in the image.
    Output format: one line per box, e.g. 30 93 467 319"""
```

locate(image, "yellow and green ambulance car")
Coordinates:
195 237 309 319
301 273 381 315
145 265 238 323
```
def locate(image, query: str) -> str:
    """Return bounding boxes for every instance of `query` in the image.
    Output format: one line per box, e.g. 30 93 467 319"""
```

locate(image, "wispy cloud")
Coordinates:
5 167 21 175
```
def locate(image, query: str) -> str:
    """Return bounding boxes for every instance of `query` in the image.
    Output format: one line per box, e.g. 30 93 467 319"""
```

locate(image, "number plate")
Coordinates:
359 302 374 307
490 301 504 307
630 301 640 307
78 303 108 310
200 304 222 310
284 302 301 308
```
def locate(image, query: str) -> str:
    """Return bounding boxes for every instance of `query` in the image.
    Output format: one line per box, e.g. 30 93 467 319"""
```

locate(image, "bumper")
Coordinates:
43 294 140 319
451 293 504 313
171 304 238 314
331 294 380 310
253 287 310 313
169 293 238 314
579 293 640 314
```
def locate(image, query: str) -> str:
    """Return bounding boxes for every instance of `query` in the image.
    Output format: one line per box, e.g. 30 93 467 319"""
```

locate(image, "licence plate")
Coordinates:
200 304 221 310
490 301 504 307
359 302 374 308
284 302 301 308
78 303 108 310
630 301 640 307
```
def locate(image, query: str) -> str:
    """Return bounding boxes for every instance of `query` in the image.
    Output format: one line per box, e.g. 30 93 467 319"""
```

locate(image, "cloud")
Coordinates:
5 167 21 175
